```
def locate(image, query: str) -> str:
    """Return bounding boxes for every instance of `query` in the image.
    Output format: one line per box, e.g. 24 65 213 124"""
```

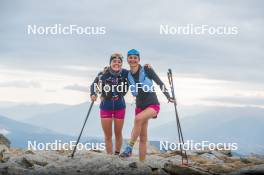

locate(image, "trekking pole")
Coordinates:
70 101 94 158
168 70 184 163
167 69 188 165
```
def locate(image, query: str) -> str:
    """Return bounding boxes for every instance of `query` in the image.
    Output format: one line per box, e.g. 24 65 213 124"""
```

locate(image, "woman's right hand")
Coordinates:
90 95 97 101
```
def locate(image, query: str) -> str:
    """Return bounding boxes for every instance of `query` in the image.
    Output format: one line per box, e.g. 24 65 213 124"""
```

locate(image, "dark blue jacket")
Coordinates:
90 68 128 110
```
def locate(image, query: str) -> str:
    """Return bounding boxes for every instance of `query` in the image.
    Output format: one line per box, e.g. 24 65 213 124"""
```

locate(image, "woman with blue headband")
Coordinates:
120 49 174 161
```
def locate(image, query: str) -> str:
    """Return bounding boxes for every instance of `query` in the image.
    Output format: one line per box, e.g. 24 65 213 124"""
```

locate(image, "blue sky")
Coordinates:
0 0 263 107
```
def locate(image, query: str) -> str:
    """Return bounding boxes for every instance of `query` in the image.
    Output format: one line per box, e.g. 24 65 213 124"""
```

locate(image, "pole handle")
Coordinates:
167 69 172 86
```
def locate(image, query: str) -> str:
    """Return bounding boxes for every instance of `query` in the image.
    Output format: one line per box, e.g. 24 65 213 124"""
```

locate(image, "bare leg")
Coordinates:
139 120 148 161
130 108 157 143
114 118 124 153
101 118 113 154
120 108 157 158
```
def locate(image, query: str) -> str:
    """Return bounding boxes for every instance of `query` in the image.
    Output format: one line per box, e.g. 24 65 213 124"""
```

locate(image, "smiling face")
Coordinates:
127 55 140 67
110 57 122 72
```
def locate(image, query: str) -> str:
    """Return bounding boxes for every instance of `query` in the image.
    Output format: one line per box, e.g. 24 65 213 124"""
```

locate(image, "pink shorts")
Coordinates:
100 108 125 119
135 104 160 118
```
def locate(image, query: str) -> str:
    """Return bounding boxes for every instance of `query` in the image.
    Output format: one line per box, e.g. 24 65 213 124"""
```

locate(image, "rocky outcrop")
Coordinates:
0 134 11 164
228 164 264 175
0 134 10 148
0 136 264 175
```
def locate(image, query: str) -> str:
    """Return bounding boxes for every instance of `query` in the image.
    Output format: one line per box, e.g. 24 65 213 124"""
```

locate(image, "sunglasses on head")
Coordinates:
111 56 123 60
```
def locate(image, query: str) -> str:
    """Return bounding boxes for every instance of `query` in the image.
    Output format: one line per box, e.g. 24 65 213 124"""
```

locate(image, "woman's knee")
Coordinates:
114 131 122 140
135 115 144 124
105 133 112 141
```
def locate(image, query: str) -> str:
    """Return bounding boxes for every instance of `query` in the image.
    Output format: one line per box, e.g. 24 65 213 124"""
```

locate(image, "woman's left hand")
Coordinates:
100 96 105 101
144 64 152 69
168 98 176 104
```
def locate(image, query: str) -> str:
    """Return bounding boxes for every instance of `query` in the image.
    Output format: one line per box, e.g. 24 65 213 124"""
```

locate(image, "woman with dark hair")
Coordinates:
90 53 128 155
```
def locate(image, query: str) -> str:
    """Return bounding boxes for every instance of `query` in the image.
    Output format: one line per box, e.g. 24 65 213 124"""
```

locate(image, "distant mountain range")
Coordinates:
24 102 122 137
20 102 208 137
0 115 102 148
0 101 263 155
0 102 70 121
149 106 264 155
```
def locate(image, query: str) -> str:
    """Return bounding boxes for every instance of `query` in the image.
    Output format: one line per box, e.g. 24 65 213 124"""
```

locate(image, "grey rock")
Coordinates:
0 134 11 148
193 148 211 155
163 161 212 175
0 135 10 161
129 161 137 168
211 150 228 158
24 150 35 155
15 155 48 169
0 163 9 174
218 149 232 157
240 157 252 164
152 168 169 175
200 153 224 163
228 164 264 175
0 144 9 153
0 145 264 175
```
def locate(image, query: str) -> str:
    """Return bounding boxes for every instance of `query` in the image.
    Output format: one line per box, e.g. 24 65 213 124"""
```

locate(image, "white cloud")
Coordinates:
61 65 100 72
0 80 41 88
64 84 88 92
0 66 91 105
0 128 10 135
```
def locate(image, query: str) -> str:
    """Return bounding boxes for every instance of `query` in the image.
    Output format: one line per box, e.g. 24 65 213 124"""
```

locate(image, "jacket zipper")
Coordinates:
112 98 115 117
